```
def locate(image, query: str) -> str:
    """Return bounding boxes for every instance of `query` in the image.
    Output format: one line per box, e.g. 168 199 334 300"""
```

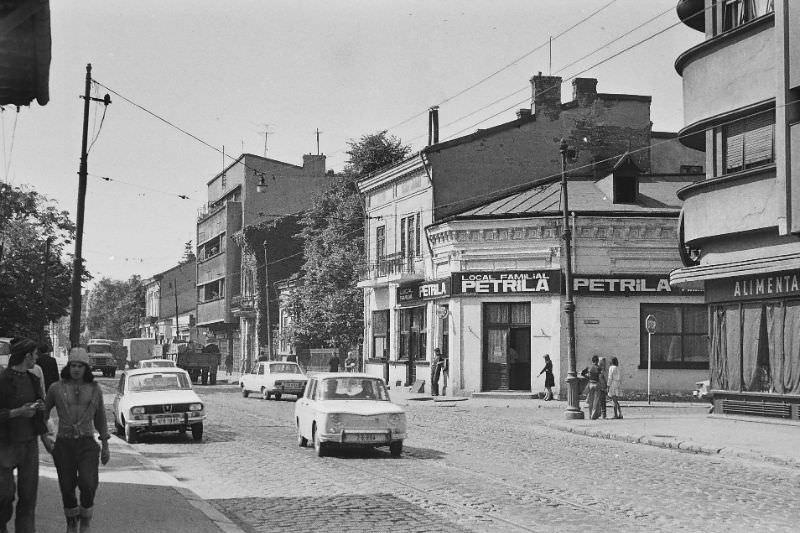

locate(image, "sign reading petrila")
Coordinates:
706 270 800 302
453 271 560 295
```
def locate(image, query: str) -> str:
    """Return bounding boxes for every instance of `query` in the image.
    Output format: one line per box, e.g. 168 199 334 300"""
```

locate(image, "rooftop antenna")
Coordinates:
315 128 323 155
258 124 275 157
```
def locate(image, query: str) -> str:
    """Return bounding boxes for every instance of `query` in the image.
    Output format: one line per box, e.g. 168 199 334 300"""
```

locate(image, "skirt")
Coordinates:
544 373 555 388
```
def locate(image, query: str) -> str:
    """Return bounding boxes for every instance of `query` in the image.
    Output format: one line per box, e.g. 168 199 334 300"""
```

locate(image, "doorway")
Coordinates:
482 303 532 391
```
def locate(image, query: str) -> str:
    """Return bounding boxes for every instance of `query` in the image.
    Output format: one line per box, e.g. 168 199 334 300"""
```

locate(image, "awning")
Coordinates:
670 252 800 286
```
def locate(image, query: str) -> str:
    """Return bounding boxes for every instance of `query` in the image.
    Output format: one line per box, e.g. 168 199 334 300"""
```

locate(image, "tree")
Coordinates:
287 131 411 349
85 276 145 340
0 184 78 341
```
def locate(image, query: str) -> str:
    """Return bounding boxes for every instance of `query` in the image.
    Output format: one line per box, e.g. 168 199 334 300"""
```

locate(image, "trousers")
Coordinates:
0 439 39 533
52 437 100 509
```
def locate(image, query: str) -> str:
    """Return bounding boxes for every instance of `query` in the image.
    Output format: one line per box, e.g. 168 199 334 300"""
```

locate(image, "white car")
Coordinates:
240 360 308 400
0 337 11 369
138 358 177 369
112 368 205 443
295 373 406 457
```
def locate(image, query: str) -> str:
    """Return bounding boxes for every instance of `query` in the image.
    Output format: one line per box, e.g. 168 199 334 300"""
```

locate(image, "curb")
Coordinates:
112 435 247 533
532 418 799 469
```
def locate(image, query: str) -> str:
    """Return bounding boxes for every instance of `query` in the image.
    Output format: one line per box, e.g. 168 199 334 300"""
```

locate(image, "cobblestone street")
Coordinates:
101 381 800 533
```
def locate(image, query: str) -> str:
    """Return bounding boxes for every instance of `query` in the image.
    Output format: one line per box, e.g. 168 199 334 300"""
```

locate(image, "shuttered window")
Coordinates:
722 112 774 174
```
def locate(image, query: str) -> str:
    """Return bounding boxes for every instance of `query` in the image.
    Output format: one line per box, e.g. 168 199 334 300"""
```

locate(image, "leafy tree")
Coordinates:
287 131 411 349
85 276 145 340
0 184 78 341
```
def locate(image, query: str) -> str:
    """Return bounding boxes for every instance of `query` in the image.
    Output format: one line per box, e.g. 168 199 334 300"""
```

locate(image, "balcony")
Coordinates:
231 294 257 318
358 252 423 286
196 298 227 326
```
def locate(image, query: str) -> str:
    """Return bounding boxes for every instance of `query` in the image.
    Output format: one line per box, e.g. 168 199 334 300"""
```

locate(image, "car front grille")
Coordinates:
143 403 192 414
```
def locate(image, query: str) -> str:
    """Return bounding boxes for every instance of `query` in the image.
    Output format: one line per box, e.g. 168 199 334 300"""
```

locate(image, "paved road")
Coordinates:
98 379 800 533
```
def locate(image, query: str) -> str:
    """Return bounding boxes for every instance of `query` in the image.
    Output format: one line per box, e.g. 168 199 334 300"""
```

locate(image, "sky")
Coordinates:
2 0 703 283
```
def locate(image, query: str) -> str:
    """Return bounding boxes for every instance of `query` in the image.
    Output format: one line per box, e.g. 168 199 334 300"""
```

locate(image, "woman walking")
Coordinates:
43 348 110 533
607 357 623 419
538 354 555 401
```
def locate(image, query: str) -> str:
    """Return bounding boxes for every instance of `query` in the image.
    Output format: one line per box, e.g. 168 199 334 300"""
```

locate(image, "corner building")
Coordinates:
671 0 800 419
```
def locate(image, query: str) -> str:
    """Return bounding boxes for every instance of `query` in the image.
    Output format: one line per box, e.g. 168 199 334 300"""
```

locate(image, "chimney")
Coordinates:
516 108 532 120
531 72 562 120
302 154 326 176
428 106 439 146
572 78 598 106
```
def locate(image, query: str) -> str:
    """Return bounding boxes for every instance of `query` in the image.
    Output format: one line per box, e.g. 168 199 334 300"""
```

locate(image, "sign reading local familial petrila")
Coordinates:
452 270 561 295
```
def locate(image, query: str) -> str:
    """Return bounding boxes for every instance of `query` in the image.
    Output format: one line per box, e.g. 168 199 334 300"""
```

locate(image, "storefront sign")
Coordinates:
397 278 451 303
706 270 800 302
452 271 560 295
572 275 699 295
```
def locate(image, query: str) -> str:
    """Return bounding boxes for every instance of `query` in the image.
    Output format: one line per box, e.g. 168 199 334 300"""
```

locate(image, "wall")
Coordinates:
158 262 196 318
650 133 705 174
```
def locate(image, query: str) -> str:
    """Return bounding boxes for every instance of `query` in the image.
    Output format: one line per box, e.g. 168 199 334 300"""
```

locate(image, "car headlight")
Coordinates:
327 414 343 433
388 413 400 426
189 403 203 411
131 406 145 415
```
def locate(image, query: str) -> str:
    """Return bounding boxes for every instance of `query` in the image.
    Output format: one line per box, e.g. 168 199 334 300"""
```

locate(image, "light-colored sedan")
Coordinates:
240 360 308 400
295 373 406 457
113 368 205 443
138 358 177 369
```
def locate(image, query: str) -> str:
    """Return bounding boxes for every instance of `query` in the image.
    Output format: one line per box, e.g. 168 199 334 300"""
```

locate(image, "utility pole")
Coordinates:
263 240 272 361
315 128 322 155
560 139 584 420
174 281 180 342
69 64 110 348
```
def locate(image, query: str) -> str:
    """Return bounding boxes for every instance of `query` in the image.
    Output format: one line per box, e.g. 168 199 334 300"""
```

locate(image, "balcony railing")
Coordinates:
359 252 420 281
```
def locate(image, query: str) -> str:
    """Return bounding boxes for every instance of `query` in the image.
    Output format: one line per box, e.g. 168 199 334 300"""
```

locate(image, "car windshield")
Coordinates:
270 363 301 374
128 373 191 392
87 345 112 353
142 361 174 368
319 377 389 401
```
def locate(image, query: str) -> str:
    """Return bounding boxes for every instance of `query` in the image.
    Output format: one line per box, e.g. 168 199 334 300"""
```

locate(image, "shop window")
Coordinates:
372 310 390 360
399 306 426 361
639 304 708 369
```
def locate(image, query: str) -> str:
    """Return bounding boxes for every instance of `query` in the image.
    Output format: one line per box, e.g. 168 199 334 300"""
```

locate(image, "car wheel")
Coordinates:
241 386 249 398
313 424 326 457
274 393 282 401
115 419 124 435
124 423 137 444
261 388 270 400
191 422 203 441
297 419 307 447
390 441 403 457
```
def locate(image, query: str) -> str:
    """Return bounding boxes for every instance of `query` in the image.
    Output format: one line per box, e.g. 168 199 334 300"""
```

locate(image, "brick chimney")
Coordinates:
531 72 562 120
302 154 326 176
516 108 532 120
572 78 598 106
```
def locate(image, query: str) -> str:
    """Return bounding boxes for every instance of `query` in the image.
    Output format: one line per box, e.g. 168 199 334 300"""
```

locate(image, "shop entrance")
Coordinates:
483 302 532 391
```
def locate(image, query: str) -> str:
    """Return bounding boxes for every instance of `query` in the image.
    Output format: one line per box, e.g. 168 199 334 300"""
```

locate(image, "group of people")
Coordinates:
0 337 110 533
582 355 623 420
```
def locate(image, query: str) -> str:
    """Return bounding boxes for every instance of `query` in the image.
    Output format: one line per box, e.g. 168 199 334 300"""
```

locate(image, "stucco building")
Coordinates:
671 0 800 418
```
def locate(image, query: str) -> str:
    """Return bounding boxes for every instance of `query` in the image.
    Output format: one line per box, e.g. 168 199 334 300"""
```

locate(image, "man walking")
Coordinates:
0 337 49 533
36 342 60 394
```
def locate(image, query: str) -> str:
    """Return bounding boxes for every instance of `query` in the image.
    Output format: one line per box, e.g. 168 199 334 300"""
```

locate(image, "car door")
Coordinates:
112 374 126 423
296 378 316 437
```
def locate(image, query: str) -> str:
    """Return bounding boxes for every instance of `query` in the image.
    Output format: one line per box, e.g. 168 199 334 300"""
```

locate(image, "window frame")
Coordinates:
716 112 775 176
639 303 709 370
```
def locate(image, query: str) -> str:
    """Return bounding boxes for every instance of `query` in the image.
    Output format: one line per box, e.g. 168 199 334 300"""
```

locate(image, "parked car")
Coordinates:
240 360 307 400
0 337 11 370
295 373 406 457
112 367 205 443
138 358 177 369
693 379 711 401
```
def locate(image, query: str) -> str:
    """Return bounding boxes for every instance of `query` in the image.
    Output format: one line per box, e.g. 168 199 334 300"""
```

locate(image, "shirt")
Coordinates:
45 381 109 441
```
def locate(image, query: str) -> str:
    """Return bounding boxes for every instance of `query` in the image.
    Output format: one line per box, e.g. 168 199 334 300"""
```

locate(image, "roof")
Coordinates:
206 153 303 185
449 174 694 220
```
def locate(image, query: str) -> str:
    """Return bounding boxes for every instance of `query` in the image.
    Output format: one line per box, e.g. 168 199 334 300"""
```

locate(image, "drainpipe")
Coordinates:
570 212 578 273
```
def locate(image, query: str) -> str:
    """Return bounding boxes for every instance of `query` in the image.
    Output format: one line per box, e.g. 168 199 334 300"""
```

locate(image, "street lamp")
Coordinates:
560 138 584 420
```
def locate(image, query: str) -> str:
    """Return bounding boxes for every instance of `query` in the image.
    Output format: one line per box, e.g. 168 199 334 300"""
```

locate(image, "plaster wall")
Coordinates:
650 135 705 173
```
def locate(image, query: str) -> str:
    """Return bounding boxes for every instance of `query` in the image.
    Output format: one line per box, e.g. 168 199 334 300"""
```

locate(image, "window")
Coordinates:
721 0 774 32
399 306 426 361
719 112 774 175
372 310 390 360
400 214 419 259
198 279 224 303
640 304 708 369
376 226 386 262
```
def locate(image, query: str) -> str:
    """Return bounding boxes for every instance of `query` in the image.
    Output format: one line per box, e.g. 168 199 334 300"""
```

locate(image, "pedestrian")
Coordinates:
538 354 555 400
344 351 357 373
598 357 608 419
607 356 623 419
327 353 340 373
224 353 233 377
440 351 449 396
584 355 602 420
430 348 442 396
0 337 49 533
42 347 110 533
35 341 60 394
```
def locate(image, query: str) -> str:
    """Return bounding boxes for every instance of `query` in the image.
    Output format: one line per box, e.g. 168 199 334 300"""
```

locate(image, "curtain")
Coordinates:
510 303 531 324
710 307 728 390
766 303 785 394
486 304 509 324
741 305 762 391
783 302 800 394
725 306 742 390
487 329 507 364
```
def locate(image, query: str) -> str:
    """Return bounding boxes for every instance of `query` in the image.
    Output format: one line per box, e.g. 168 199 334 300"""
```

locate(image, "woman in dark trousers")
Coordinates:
538 354 555 400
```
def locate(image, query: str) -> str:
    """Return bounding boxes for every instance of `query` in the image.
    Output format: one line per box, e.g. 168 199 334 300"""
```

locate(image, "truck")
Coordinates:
123 337 158 369
164 341 220 385
86 339 120 377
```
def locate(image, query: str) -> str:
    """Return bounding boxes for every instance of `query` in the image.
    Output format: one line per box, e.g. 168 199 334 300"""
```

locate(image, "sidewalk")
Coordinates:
390 389 800 468
8 435 243 533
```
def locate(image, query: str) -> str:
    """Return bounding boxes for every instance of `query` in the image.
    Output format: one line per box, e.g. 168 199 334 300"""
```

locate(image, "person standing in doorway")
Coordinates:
607 357 623 419
430 348 442 396
43 348 110 533
538 354 555 401
0 337 49 533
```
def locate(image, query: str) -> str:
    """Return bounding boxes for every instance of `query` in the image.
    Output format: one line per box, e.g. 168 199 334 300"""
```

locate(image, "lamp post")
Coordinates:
560 138 584 420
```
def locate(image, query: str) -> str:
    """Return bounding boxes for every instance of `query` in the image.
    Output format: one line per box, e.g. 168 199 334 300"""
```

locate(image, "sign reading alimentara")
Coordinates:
397 278 451 303
705 270 800 303
572 275 703 295
453 271 560 295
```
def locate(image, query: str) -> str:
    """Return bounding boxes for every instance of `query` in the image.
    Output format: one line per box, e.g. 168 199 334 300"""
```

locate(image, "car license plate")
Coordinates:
157 416 182 425
344 433 387 443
